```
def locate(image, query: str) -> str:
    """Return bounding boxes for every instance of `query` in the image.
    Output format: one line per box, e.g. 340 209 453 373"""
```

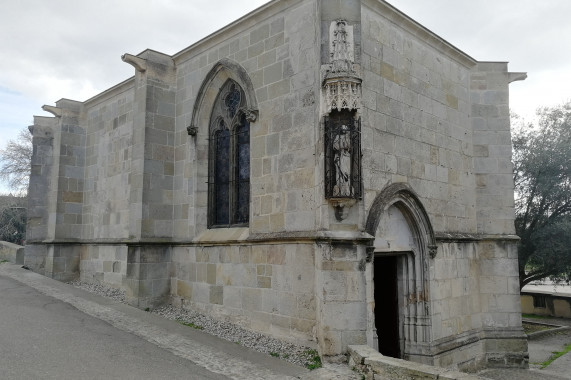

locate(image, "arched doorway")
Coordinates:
365 183 436 360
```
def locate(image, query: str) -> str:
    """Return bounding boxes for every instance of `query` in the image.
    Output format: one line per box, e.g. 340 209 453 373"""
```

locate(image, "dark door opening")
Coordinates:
374 255 400 358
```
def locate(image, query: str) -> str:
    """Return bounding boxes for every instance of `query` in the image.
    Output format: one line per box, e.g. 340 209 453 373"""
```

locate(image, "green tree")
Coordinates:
0 128 33 195
513 102 571 289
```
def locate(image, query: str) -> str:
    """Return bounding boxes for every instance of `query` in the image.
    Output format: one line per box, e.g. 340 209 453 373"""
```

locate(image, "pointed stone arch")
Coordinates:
365 182 436 362
189 59 258 233
188 58 258 135
365 183 435 248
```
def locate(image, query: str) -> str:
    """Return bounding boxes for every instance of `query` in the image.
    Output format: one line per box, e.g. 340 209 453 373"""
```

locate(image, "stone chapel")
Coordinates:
25 0 528 369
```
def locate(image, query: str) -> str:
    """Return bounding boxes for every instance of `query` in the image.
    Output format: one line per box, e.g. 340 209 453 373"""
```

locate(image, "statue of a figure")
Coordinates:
331 20 352 73
333 124 352 196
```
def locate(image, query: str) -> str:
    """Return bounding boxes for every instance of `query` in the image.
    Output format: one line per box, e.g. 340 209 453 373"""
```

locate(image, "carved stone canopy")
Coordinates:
322 19 362 114
323 76 362 113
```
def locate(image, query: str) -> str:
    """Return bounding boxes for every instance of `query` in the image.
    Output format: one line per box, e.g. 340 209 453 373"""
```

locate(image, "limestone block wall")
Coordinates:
170 242 316 345
429 241 483 368
26 116 58 273
133 50 177 239
470 62 516 235
44 244 80 281
82 82 135 240
27 117 57 244
124 245 173 309
79 245 128 288
430 242 481 343
360 2 477 235
52 99 86 241
427 239 525 369
172 0 320 238
478 240 526 367
314 240 368 357
478 241 521 329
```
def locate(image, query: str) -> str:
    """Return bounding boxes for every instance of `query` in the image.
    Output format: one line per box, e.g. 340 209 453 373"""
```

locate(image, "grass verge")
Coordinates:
177 320 204 330
303 349 322 370
541 343 571 369
523 313 551 319
523 322 554 334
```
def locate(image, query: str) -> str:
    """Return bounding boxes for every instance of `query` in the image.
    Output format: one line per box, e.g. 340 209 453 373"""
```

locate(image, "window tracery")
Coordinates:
208 80 250 227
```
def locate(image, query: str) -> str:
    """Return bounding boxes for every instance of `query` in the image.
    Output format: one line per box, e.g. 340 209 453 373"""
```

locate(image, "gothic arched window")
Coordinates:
208 80 250 227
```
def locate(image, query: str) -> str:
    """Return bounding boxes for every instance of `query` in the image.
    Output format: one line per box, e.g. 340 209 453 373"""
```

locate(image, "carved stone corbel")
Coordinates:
41 105 62 117
508 72 527 83
244 108 258 123
366 246 375 263
428 245 438 259
331 198 356 221
186 125 198 136
121 53 147 72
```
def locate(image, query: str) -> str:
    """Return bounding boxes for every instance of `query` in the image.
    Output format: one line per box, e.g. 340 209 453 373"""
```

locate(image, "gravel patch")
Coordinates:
68 280 126 303
153 304 319 368
68 280 319 368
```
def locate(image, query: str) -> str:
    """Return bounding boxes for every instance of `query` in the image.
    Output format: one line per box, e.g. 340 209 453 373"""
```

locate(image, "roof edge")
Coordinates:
172 0 304 63
365 0 477 68
83 76 135 108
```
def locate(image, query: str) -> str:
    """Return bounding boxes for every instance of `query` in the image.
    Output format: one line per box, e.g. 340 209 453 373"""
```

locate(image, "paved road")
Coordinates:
0 274 228 380
3 262 570 380
0 264 308 380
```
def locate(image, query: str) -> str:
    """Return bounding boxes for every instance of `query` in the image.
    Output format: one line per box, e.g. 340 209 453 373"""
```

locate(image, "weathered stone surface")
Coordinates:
24 0 525 370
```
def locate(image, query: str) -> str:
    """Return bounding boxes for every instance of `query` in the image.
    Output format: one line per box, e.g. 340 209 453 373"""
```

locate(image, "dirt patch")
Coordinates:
523 322 556 334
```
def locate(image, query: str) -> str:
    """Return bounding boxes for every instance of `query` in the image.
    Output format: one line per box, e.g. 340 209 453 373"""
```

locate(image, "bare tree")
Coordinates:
0 128 32 194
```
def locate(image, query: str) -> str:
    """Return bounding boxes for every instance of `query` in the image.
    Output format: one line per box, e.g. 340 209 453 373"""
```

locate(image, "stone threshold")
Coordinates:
348 345 486 380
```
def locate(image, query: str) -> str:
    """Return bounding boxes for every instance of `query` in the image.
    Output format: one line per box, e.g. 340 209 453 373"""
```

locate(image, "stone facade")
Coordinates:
25 0 528 370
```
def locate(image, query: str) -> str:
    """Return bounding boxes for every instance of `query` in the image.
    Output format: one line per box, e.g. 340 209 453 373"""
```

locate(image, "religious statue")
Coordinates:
333 124 352 197
331 20 352 74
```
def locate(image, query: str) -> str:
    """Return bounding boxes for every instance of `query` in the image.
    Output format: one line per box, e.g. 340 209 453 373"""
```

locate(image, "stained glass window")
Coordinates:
224 84 241 118
235 115 250 224
208 80 250 227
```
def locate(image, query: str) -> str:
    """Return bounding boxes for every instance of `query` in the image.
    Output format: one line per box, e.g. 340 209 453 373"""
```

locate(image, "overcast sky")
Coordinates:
1 0 570 192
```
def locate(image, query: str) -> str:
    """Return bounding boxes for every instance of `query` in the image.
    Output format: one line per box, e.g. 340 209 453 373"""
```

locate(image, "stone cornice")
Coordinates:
26 230 375 247
28 232 518 247
435 233 520 242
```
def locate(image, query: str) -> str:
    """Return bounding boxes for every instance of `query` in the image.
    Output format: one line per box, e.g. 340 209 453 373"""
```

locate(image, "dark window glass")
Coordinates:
533 295 547 308
214 127 230 225
208 80 250 227
235 116 250 223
